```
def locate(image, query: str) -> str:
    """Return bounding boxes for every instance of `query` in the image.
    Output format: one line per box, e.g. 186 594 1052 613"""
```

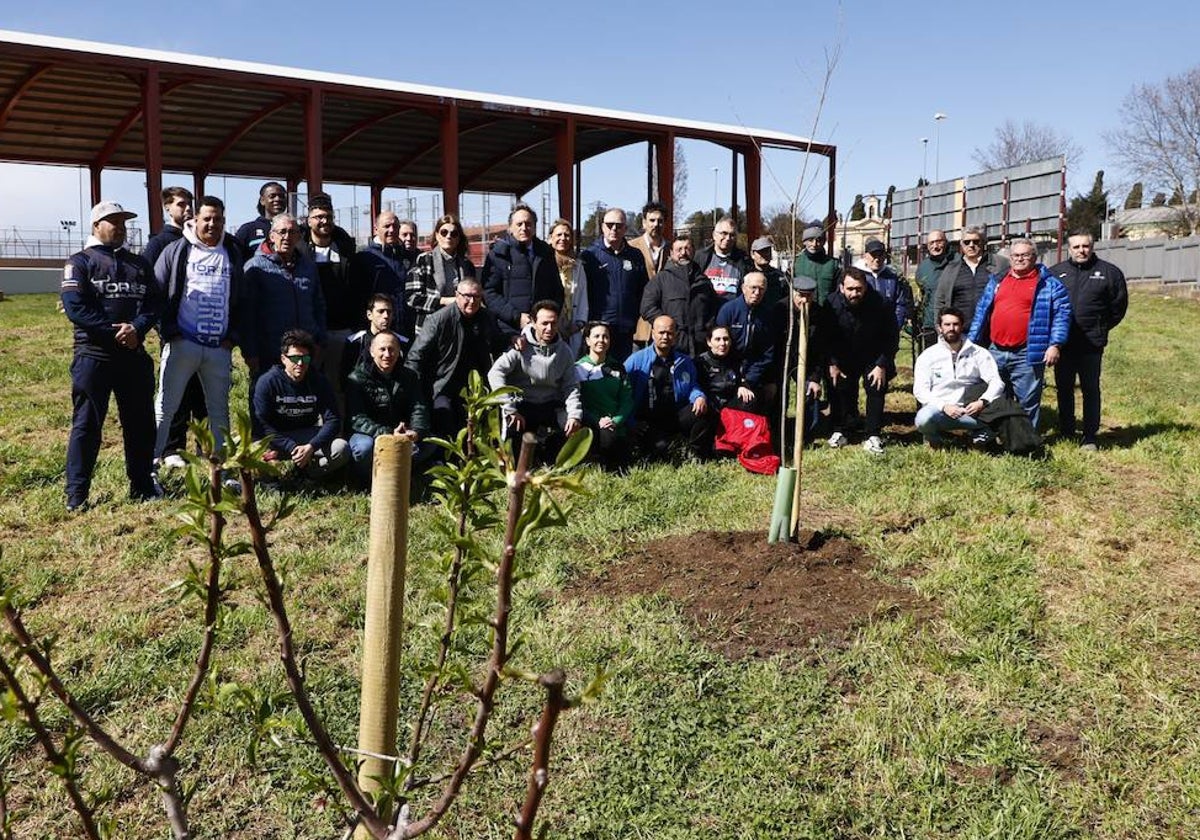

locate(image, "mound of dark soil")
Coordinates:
574 530 925 659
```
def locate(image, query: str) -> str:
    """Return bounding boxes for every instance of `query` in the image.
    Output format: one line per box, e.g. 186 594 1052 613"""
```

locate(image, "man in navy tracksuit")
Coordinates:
61 201 164 510
715 271 778 409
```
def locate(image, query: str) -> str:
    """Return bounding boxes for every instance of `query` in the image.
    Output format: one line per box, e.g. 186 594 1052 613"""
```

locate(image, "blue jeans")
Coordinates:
1054 346 1104 441
349 432 433 484
915 403 987 442
989 345 1045 429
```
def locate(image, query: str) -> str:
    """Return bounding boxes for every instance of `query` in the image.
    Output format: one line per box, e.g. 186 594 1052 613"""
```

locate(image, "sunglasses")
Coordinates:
284 353 312 364
438 228 459 237
961 239 982 246
603 221 625 229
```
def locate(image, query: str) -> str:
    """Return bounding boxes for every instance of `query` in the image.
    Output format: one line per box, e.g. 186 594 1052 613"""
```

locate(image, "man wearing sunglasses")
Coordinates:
934 226 1010 323
577 207 649 361
253 329 348 481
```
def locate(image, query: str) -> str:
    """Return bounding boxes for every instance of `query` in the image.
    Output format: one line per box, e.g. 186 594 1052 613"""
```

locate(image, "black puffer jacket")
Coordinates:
819 286 899 375
481 233 563 331
346 360 432 439
639 260 720 356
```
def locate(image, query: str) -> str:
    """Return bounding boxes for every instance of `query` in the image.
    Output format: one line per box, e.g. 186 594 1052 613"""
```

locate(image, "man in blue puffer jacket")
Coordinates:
968 238 1071 429
624 315 715 460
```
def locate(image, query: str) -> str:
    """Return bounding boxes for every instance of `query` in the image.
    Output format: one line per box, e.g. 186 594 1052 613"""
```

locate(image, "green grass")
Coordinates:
2 291 1200 837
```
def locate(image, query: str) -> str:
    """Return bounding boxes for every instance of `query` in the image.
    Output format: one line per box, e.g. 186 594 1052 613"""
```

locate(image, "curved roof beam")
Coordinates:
0 62 52 133
92 77 197 168
324 107 416 155
460 133 555 191
374 117 505 188
198 95 299 175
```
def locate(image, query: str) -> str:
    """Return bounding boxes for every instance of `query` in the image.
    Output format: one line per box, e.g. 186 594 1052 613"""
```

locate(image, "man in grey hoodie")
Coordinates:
152 195 248 461
487 299 582 460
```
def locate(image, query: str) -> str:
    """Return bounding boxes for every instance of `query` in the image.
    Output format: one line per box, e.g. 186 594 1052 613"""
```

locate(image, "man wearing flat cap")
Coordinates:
749 236 790 309
792 224 841 305
60 201 164 510
857 238 912 331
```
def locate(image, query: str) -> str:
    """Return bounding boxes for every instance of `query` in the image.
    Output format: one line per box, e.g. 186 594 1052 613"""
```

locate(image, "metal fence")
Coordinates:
0 226 144 260
1095 235 1200 286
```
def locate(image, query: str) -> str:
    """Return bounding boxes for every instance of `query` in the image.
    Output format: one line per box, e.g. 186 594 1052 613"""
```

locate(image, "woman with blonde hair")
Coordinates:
549 218 587 349
405 213 476 336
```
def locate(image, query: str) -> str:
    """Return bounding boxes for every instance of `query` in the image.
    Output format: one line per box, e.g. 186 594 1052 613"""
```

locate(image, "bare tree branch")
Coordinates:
971 119 1083 173
401 435 537 838
513 669 568 840
0 652 100 840
239 469 392 839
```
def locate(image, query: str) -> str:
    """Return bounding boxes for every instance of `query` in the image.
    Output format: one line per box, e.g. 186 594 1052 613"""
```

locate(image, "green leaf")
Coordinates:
554 427 593 470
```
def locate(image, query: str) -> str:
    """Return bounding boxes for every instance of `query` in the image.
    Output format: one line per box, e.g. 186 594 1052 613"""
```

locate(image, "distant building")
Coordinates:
836 195 889 258
1113 206 1193 240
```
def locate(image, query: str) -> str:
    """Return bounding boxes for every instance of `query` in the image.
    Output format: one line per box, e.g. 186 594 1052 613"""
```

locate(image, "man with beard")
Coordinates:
639 233 718 356
934 226 1010 323
821 268 899 455
488 300 583 462
298 193 359 391
61 201 163 509
152 196 248 464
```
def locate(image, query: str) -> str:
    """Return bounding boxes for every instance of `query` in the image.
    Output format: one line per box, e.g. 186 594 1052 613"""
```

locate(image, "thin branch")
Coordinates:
0 651 100 840
407 416 476 776
164 460 226 755
401 434 536 838
239 468 392 839
4 605 145 774
513 669 567 840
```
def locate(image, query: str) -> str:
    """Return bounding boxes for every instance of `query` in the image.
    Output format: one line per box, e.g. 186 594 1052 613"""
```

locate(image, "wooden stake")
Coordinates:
790 302 810 538
356 434 413 835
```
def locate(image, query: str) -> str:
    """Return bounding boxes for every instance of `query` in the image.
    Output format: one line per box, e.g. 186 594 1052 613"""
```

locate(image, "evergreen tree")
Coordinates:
1123 182 1143 209
849 194 866 221
1064 170 1108 238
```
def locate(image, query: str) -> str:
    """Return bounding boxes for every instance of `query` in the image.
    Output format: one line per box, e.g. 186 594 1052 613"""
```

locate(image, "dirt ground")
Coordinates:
573 529 926 659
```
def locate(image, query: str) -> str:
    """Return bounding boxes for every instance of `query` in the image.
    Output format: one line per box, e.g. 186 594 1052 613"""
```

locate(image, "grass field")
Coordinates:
1 290 1199 838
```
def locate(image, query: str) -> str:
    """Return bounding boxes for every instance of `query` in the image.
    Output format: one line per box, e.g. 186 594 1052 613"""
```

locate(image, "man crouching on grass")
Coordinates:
913 307 1004 448
252 329 349 482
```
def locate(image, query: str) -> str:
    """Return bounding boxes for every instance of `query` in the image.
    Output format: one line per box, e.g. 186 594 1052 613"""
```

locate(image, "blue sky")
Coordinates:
1 0 1196 238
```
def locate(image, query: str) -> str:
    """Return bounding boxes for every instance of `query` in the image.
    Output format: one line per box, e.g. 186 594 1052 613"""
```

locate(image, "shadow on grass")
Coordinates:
1097 422 1199 448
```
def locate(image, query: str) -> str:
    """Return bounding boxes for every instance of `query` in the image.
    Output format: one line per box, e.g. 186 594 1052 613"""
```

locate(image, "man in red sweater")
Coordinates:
967 239 1072 429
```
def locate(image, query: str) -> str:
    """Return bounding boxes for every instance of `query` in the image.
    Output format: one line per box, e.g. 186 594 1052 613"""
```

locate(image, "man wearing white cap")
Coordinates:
60 201 163 510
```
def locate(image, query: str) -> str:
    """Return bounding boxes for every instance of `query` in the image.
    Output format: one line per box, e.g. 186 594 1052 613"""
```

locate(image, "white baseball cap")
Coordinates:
90 201 138 225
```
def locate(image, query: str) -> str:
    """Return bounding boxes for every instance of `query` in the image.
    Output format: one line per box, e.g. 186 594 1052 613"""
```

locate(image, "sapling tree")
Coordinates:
0 374 603 838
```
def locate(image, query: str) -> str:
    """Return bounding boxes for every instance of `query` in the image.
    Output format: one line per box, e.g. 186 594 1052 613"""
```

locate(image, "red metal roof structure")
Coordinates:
0 29 836 239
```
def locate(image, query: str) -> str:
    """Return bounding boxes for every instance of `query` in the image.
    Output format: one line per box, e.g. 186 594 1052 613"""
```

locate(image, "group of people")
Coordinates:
60 182 1128 511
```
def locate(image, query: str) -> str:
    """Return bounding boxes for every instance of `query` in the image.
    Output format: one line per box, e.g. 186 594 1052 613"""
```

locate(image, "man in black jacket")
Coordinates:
820 268 899 455
639 234 718 356
481 203 563 335
61 201 164 509
299 194 359 396
406 278 512 438
1049 232 1128 450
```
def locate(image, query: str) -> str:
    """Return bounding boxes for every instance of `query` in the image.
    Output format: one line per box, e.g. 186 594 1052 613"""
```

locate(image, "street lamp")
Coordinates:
60 219 77 250
933 113 947 181
920 138 929 184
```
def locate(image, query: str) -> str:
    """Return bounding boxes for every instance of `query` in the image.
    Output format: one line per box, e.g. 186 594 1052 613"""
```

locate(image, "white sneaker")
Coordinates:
828 431 848 449
161 453 187 470
862 436 884 455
